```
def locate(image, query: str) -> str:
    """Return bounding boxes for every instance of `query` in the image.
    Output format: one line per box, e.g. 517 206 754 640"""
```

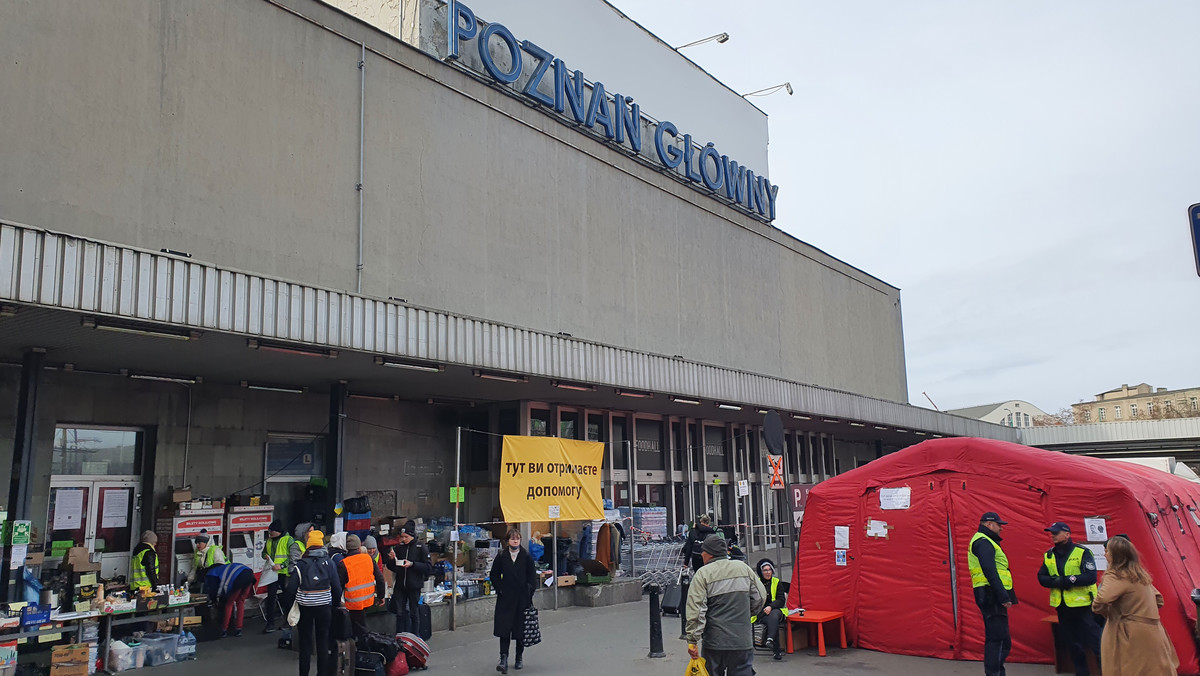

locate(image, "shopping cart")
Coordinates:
619 529 688 589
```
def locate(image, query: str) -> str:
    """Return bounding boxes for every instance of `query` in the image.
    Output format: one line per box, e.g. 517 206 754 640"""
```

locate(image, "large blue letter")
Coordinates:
478 22 522 84
724 157 747 204
553 59 587 123
763 179 780 220
698 144 724 191
681 134 700 183
613 95 641 153
585 81 615 139
654 121 682 168
746 170 765 214
519 40 554 107
447 0 477 60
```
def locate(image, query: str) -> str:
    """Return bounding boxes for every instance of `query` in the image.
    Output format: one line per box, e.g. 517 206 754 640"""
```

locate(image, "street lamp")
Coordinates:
1001 407 1013 427
742 82 793 98
676 33 730 50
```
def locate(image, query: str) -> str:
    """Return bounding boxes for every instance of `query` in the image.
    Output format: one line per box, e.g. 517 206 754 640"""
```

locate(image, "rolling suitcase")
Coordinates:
396 632 430 671
354 651 387 676
416 604 432 641
334 638 357 676
661 569 685 615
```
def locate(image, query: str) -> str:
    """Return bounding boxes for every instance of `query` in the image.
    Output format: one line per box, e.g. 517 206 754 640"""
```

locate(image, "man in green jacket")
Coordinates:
685 535 766 676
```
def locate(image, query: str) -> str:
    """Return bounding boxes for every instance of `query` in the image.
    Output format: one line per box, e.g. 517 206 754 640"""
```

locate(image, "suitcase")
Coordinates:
416 604 431 641
396 632 430 670
661 583 682 615
355 651 387 676
334 638 357 676
333 607 354 640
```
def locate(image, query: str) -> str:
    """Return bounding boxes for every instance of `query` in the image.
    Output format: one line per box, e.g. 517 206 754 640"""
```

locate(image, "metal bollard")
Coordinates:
679 579 689 640
648 585 666 658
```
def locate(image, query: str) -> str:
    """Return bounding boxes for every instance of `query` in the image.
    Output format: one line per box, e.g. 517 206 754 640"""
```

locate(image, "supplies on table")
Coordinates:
79 619 100 642
139 633 179 666
174 631 197 661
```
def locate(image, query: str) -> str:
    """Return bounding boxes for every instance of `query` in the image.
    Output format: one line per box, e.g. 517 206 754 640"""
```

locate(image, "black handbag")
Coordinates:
522 606 541 647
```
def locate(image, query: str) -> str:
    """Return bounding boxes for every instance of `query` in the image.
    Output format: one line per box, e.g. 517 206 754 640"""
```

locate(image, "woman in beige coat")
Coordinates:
1091 535 1179 676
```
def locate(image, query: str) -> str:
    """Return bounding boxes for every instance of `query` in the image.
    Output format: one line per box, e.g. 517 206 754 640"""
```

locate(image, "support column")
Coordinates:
326 381 347 530
4 348 45 602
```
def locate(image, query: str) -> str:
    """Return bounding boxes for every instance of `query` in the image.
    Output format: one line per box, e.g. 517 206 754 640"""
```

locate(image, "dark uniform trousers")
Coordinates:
977 597 1011 676
1056 604 1102 676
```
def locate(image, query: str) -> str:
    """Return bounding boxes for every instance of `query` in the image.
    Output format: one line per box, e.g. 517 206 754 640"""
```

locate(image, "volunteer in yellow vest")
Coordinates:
336 534 385 639
186 529 227 586
1036 521 1102 676
261 520 296 633
967 512 1016 676
751 558 790 661
130 530 161 593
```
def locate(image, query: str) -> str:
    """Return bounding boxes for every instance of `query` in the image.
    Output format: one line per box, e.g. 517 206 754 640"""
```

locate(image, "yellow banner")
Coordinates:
500 436 605 522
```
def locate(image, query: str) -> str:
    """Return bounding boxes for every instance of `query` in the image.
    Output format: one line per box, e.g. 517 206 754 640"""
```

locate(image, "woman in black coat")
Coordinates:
489 528 537 674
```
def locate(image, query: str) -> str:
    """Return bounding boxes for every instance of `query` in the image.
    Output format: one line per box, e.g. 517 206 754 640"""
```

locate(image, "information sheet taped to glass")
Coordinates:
879 486 911 510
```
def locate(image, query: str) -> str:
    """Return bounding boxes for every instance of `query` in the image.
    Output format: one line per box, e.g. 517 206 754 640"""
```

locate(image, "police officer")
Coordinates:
1036 522 1101 676
967 512 1016 676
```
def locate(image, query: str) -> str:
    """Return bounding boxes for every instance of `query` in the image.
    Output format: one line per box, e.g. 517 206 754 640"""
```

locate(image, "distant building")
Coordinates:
1072 384 1200 424
946 400 1048 428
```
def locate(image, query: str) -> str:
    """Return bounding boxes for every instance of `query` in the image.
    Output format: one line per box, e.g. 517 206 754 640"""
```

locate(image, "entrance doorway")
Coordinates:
46 423 144 579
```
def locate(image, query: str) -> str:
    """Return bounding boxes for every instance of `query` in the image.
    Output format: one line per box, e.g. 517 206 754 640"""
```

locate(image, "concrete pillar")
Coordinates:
3 348 44 601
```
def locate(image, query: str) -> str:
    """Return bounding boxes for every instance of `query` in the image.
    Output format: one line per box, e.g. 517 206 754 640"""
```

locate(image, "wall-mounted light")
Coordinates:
676 32 730 49
241 380 306 394
849 422 865 427
717 403 742 411
82 316 200 341
822 418 839 424
129 372 201 385
427 398 476 407
375 356 444 373
0 304 17 318
248 338 337 359
616 389 653 399
742 82 793 98
874 425 888 431
793 414 811 420
349 392 399 402
552 380 596 392
914 431 928 436
473 369 528 383
671 396 701 405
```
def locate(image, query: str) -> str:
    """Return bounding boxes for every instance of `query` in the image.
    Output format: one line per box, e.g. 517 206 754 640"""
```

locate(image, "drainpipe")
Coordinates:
356 42 366 293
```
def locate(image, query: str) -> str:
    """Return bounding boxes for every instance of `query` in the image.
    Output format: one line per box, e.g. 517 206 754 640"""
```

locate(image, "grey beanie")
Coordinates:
363 536 378 550
194 529 210 544
346 534 361 551
141 530 158 544
701 534 727 557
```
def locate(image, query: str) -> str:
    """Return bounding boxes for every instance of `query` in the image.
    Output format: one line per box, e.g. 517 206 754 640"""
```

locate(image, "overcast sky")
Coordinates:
618 1 1200 413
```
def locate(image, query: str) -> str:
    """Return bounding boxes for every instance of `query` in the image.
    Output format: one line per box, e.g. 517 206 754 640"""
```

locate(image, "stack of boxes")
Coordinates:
49 643 90 676
345 510 371 542
618 506 668 539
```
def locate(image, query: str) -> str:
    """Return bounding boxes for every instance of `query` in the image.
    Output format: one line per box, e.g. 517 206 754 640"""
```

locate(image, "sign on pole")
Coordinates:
789 484 813 528
1190 203 1200 277
766 455 785 489
500 436 604 522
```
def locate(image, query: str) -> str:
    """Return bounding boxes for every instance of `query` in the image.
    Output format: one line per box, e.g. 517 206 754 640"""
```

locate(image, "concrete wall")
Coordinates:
0 0 907 403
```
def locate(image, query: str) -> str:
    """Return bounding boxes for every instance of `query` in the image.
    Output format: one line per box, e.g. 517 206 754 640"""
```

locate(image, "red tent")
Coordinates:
787 437 1200 674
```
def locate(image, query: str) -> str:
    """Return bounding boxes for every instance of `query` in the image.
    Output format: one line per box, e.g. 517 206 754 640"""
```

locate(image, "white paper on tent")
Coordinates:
834 525 850 549
879 487 911 510
1083 544 1108 571
866 520 889 538
1084 518 1108 542
53 489 85 530
835 550 847 566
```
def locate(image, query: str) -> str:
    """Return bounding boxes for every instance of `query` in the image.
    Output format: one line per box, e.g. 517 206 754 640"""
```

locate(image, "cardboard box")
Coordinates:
171 487 192 503
24 551 44 566
556 575 576 587
49 662 88 676
136 594 168 612
65 547 90 567
52 644 90 664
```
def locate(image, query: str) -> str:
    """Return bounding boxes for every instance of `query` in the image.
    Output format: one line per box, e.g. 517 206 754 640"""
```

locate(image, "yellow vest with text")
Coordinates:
194 544 222 571
267 535 294 576
750 577 789 623
967 532 1013 589
1044 547 1097 608
131 547 158 591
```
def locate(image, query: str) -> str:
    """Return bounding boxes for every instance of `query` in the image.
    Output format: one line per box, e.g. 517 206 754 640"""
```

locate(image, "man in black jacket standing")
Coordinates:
682 515 716 573
967 512 1016 676
386 521 432 635
1036 522 1101 676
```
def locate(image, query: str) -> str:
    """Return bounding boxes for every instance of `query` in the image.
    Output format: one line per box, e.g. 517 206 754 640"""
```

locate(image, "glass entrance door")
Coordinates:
47 479 139 579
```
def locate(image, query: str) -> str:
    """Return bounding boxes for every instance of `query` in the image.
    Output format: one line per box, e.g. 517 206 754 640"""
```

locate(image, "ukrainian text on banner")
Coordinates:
500 436 604 522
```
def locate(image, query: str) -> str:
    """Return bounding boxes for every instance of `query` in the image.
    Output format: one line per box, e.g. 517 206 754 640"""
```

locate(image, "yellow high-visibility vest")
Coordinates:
967 532 1012 589
1045 547 1097 608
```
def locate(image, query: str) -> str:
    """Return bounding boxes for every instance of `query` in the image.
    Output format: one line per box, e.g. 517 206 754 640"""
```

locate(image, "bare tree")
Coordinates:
1033 407 1077 426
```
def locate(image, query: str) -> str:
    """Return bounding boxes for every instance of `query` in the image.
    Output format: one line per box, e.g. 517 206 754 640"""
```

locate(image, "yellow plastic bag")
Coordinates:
686 657 709 676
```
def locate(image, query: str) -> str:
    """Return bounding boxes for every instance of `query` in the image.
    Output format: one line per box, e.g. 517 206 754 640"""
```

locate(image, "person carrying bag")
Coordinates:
489 528 537 674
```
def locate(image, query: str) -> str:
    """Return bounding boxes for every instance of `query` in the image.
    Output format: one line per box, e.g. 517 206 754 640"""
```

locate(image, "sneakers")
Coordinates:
233 629 243 638
219 631 227 639
773 652 783 661
262 624 278 634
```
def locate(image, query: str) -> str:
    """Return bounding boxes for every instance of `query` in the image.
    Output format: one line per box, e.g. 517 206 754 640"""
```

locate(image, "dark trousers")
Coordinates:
755 609 783 654
348 609 368 639
265 577 290 627
1057 605 1102 676
701 648 754 676
392 586 419 634
499 636 525 658
978 601 1011 676
297 605 332 676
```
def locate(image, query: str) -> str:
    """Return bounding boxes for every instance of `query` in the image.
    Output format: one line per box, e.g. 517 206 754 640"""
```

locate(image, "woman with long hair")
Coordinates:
1092 535 1178 676
488 528 537 674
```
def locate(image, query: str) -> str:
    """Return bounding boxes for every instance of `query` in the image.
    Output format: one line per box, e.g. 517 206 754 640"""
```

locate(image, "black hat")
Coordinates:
268 520 283 534
701 534 728 557
1044 522 1070 534
402 521 416 536
980 512 1008 525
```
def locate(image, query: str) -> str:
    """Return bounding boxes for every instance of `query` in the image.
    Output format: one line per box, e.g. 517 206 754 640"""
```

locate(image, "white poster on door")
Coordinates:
101 490 130 529
834 525 850 549
53 489 84 530
1083 544 1108 571
1084 518 1108 542
879 487 911 510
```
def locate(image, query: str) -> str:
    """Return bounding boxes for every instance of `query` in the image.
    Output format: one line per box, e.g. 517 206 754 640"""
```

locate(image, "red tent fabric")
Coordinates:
787 437 1200 674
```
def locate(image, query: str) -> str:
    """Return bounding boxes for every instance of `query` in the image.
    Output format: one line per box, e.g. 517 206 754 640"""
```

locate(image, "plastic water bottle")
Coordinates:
175 631 197 661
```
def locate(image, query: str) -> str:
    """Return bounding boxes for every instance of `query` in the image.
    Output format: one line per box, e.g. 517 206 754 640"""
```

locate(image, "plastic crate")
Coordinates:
139 633 179 666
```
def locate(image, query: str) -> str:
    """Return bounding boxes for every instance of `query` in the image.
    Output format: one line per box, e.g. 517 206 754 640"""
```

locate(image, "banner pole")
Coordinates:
552 520 559 611
451 425 461 631
626 439 635 579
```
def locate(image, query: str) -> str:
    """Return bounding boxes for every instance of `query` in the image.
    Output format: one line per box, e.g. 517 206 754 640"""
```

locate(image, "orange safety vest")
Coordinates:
343 552 376 610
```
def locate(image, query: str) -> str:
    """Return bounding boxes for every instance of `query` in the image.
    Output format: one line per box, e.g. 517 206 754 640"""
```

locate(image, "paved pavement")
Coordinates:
164 598 1055 676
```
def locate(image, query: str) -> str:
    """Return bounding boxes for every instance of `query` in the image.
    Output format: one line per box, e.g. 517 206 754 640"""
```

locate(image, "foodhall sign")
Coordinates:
446 0 780 221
